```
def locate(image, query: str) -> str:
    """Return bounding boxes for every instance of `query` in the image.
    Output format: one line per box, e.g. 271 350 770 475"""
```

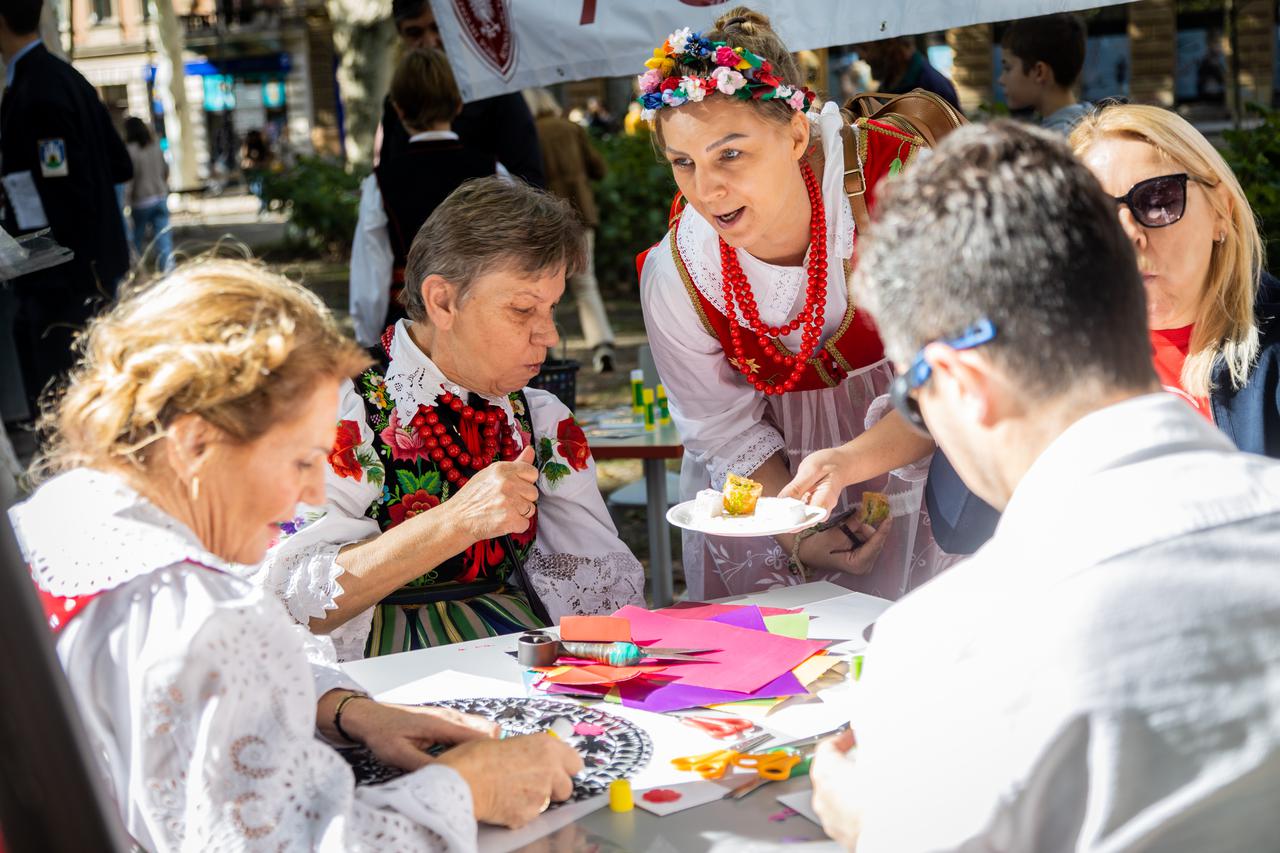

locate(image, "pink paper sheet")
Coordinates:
657 602 800 620
612 605 826 693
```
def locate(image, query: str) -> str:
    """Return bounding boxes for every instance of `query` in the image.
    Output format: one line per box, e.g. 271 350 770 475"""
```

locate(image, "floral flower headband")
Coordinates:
636 26 817 121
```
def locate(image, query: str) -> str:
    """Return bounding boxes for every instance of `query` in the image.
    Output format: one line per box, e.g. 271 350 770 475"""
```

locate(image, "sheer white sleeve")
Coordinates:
256 378 381 647
640 237 785 488
520 389 646 619
56 566 477 853
350 174 393 347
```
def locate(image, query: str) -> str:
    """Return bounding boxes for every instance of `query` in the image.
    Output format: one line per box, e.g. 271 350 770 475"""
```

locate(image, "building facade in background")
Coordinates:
58 0 343 186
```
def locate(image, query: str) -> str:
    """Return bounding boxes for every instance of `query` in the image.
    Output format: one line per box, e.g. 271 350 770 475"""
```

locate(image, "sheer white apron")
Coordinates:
679 361 955 600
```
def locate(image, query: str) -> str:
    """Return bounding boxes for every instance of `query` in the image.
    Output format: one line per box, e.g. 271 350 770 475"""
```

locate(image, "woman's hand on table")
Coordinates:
779 446 857 515
812 728 862 850
436 734 584 828
338 697 499 770
442 445 540 541
799 512 893 577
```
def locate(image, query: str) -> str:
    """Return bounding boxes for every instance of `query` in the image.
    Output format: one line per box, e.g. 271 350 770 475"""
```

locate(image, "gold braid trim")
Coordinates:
668 223 718 338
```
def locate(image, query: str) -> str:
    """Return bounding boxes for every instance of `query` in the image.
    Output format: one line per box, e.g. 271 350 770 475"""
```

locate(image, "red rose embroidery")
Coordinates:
386 489 441 528
328 420 364 481
379 408 430 463
555 417 590 472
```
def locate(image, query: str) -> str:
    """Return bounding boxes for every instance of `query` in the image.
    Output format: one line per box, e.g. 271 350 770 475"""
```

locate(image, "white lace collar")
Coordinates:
9 468 243 598
674 101 854 327
383 319 520 431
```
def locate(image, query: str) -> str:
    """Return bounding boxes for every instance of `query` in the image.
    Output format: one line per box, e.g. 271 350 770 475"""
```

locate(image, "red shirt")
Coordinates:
1150 324 1213 422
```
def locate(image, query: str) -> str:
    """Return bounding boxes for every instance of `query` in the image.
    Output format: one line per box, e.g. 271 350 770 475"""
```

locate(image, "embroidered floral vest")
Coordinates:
350 352 539 603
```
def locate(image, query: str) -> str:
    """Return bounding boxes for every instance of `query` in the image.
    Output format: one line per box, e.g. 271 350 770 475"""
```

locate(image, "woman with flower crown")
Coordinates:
638 7 952 598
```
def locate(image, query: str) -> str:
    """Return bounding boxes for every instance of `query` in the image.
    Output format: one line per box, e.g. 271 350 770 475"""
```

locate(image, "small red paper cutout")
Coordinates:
642 788 682 803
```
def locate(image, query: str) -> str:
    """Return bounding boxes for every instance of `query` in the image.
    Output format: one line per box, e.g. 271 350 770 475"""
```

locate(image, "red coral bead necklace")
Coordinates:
718 160 828 396
382 325 520 490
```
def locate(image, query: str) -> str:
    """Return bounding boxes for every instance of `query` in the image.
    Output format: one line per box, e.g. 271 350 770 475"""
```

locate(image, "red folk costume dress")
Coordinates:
640 102 952 599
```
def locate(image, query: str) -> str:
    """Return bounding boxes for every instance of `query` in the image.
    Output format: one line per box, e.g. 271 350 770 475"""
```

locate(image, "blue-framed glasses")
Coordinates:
890 318 998 434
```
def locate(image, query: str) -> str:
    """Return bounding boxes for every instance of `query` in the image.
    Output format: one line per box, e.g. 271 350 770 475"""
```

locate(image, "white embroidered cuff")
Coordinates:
525 548 646 622
266 542 347 625
706 424 787 491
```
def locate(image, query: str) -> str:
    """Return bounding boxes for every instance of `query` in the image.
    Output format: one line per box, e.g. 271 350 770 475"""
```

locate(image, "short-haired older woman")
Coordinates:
10 260 583 850
1072 105 1280 455
264 177 644 659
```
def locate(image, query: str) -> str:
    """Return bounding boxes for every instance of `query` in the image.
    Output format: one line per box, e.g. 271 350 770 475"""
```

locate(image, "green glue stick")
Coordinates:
642 388 656 431
630 369 645 415
656 384 671 425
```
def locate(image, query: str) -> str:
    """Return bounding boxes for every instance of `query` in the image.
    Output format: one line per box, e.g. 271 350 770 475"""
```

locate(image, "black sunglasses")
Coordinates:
1111 173 1214 229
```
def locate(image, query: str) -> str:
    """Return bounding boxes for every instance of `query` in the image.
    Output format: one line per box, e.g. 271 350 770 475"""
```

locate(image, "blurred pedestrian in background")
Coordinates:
852 36 961 112
999 14 1090 135
351 48 496 346
527 88 616 373
123 117 173 272
0 0 133 417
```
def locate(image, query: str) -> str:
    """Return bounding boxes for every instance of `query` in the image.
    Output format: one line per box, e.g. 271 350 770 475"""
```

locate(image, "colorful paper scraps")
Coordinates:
763 612 810 639
535 663 664 687
573 722 605 736
560 615 632 642
614 605 826 693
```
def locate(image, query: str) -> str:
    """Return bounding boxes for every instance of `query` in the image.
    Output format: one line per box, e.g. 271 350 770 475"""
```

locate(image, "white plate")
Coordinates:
666 496 827 537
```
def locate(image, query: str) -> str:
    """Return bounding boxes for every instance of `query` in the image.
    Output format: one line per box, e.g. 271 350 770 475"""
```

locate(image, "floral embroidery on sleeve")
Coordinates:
536 416 591 488
328 419 385 487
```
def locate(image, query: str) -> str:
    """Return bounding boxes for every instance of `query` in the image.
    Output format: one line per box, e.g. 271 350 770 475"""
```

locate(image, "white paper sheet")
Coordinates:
2 171 49 230
776 788 824 828
373 670 528 704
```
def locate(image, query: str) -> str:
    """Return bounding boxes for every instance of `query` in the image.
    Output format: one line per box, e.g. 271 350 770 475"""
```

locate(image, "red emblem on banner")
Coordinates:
452 0 516 79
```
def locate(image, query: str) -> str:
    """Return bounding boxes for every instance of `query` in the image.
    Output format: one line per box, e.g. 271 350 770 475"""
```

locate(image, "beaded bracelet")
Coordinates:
334 691 370 744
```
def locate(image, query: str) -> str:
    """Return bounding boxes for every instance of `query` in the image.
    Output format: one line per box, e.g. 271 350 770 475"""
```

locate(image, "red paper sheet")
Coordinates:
656 602 801 620
612 605 826 693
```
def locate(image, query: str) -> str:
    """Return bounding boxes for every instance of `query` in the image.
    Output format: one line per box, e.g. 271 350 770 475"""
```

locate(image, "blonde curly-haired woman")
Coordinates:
1072 104 1280 456
10 259 581 851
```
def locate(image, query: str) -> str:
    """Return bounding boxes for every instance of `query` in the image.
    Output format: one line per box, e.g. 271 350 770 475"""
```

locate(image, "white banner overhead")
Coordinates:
429 0 1136 102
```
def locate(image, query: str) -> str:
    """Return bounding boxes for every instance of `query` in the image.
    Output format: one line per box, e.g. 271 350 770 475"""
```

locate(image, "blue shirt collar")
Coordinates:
6 38 42 89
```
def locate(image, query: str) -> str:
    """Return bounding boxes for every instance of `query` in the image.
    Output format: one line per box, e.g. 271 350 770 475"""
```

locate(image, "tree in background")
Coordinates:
326 0 395 167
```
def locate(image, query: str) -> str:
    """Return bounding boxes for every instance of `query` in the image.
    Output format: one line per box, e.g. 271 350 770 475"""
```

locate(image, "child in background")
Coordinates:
999 13 1090 135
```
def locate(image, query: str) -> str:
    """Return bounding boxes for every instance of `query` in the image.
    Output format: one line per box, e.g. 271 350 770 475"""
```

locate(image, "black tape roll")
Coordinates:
517 631 559 667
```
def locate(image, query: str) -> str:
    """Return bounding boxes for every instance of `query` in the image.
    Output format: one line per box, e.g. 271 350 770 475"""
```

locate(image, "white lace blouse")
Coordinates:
257 320 645 660
9 469 478 852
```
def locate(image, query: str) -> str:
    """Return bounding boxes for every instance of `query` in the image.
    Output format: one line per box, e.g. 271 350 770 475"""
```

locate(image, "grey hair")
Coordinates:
854 120 1155 400
402 177 587 322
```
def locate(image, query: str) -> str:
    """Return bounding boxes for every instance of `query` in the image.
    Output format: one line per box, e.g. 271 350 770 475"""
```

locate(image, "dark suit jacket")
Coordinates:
379 91 545 188
1 43 133 289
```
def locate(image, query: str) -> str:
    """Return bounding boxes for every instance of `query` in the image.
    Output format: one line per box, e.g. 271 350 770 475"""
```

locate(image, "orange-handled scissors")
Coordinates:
671 749 737 780
733 749 804 781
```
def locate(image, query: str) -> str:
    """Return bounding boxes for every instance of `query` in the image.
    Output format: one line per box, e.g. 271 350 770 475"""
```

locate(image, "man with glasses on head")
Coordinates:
807 121 1280 852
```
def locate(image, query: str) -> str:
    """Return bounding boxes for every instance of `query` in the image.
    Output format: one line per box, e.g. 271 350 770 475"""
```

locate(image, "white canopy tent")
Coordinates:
428 0 1136 102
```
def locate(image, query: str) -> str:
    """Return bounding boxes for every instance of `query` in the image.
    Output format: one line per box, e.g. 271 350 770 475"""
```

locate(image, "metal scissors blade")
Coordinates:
637 646 717 661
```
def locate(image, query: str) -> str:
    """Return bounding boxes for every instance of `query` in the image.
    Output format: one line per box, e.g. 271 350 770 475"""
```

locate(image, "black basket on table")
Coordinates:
528 358 580 412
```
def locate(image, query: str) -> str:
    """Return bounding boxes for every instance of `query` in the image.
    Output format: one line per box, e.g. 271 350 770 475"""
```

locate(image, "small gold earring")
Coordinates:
190 475 201 501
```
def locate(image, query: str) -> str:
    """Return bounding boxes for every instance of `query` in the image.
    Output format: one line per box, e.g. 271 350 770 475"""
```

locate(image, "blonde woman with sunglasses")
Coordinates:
1072 104 1280 456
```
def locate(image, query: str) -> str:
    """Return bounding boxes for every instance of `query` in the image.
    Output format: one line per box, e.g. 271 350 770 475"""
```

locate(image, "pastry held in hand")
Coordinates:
861 491 890 526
